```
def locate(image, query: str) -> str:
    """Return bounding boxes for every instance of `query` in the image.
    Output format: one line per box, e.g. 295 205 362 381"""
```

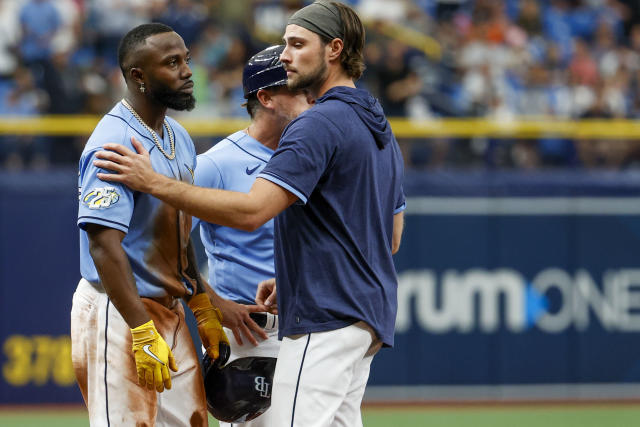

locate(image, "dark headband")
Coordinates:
288 0 344 41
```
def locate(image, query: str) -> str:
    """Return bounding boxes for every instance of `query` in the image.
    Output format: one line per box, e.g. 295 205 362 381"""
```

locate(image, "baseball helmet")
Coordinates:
242 45 287 98
202 347 277 423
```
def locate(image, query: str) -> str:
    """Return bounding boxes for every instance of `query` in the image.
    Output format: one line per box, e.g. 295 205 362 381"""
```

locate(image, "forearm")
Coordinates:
392 211 404 254
90 240 149 328
87 225 149 328
149 174 263 230
94 141 295 228
204 284 225 307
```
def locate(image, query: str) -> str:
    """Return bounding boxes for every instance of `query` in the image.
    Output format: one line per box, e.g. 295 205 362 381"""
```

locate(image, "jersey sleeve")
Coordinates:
258 114 337 204
394 188 406 214
392 138 406 214
77 148 135 233
192 154 224 230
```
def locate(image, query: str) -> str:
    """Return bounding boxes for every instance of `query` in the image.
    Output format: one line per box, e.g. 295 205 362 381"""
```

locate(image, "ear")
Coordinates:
256 89 273 109
327 38 343 62
129 67 144 86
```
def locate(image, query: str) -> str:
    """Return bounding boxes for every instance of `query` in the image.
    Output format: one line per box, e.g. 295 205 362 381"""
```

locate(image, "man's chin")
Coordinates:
287 78 310 92
151 88 196 111
167 95 196 112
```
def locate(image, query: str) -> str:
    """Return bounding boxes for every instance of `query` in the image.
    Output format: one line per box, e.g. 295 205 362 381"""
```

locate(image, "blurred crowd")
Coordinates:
1 0 640 170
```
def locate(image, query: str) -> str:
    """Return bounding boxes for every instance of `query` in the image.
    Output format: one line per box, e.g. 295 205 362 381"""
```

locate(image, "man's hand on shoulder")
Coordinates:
94 137 164 193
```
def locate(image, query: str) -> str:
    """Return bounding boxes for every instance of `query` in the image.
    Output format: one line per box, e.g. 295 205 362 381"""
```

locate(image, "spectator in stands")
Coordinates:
155 0 208 47
0 0 21 80
208 35 250 117
19 0 61 64
85 0 152 66
0 66 49 170
3 0 640 171
18 0 61 90
516 0 543 38
376 40 423 116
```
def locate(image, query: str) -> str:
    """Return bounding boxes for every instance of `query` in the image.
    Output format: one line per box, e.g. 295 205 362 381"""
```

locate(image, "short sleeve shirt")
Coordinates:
78 102 197 298
259 86 405 346
194 131 275 304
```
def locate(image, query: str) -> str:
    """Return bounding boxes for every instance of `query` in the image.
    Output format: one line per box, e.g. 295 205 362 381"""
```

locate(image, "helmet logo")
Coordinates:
255 376 272 398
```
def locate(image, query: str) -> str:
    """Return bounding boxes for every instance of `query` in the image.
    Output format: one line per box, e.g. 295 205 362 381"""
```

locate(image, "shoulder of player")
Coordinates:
314 95 358 119
196 136 234 169
83 110 156 153
199 130 261 160
283 105 345 139
197 135 256 175
195 149 221 175
82 114 130 153
201 135 235 156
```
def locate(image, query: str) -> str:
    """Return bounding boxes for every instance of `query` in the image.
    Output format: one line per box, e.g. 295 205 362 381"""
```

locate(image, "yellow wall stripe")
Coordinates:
0 116 639 139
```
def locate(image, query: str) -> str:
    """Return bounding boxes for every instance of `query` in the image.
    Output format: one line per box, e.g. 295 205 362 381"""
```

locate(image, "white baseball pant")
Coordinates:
71 278 208 427
266 321 381 427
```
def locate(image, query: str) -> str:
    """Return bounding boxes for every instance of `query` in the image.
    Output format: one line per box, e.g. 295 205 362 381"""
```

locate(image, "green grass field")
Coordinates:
1 404 639 427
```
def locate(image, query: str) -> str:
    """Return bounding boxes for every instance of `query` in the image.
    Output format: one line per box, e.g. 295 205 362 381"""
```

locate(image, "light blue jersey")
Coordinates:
194 130 275 304
78 102 197 299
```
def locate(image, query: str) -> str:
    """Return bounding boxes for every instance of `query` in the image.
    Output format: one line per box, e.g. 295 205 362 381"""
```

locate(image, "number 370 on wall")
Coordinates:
2 335 75 386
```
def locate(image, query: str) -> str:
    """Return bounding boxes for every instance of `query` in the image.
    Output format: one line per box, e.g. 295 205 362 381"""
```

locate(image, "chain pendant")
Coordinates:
121 99 176 160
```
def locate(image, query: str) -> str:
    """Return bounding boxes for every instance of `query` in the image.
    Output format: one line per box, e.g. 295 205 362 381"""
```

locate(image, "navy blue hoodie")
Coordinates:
258 85 405 346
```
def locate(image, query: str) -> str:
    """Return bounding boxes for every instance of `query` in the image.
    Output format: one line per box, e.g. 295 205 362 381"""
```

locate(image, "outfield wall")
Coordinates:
2 169 640 404
367 170 640 401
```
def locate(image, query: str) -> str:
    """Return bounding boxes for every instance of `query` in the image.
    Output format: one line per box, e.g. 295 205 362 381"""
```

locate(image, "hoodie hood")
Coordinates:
317 86 393 149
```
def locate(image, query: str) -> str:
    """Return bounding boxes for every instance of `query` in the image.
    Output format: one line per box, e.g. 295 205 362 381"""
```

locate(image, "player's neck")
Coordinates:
314 67 355 98
247 119 281 151
124 93 168 136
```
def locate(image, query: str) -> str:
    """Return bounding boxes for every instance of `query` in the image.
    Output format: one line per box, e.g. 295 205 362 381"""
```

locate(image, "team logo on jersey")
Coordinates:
246 164 261 175
83 187 120 209
254 376 271 398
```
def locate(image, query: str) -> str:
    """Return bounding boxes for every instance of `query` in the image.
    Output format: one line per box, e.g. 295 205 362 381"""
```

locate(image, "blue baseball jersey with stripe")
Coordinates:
259 86 406 347
193 131 275 304
78 102 197 299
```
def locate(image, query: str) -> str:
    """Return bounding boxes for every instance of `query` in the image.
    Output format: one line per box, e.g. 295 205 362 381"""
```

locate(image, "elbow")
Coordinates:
88 238 106 262
239 222 260 232
237 213 268 232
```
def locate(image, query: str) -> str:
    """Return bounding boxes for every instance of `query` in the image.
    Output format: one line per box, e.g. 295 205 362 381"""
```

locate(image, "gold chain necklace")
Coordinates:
121 99 175 160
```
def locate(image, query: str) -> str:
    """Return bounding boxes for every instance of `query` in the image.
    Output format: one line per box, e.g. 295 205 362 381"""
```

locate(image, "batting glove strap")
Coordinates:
130 320 178 393
188 294 230 360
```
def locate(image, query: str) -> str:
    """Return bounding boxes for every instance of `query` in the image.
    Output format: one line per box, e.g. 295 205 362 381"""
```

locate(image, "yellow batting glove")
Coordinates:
188 293 230 360
130 320 178 393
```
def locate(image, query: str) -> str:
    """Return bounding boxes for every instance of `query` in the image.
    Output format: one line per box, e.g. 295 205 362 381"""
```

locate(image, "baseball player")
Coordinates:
193 45 312 426
72 23 262 426
93 2 406 426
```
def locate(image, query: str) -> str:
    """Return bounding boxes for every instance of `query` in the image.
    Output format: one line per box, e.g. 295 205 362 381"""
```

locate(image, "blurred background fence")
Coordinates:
3 0 640 407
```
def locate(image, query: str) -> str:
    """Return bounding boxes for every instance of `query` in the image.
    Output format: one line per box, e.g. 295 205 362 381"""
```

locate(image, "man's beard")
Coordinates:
149 82 196 111
287 54 327 93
